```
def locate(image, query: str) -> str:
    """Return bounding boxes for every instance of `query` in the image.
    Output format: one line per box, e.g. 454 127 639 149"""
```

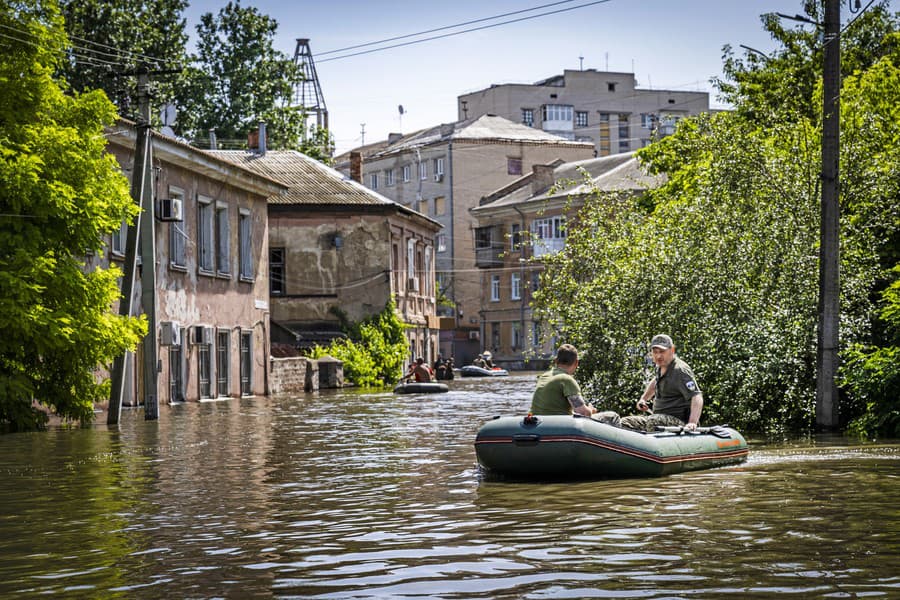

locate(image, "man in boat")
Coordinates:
403 357 434 383
620 334 704 432
530 344 597 417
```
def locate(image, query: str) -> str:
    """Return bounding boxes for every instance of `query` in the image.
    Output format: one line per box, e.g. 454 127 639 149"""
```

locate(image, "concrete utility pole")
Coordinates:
108 68 160 423
816 0 841 430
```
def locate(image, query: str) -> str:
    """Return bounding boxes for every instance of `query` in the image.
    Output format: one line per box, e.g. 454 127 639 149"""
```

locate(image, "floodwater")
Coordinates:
0 373 898 599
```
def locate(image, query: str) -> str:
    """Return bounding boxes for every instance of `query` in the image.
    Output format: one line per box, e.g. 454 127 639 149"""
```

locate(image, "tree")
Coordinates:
57 0 188 117
175 1 306 149
0 0 146 431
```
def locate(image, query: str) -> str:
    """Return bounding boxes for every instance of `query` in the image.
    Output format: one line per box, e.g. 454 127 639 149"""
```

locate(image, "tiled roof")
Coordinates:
473 152 664 212
209 149 395 206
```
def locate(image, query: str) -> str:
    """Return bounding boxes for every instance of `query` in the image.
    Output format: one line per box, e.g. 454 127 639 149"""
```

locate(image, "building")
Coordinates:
470 153 664 368
337 114 594 364
104 122 288 405
457 69 709 156
211 140 443 365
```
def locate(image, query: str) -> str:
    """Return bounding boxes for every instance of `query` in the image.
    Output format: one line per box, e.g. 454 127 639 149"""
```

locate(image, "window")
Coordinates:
618 113 630 152
240 331 252 396
521 108 534 127
434 196 446 216
417 198 428 215
111 220 127 256
419 161 427 180
270 247 285 295
575 111 588 127
598 112 610 122
437 234 447 252
407 238 416 280
532 216 566 239
434 158 444 175
511 223 521 250
532 322 541 347
239 209 252 281
507 158 522 175
641 113 655 129
607 82 617 92
215 203 230 276
198 339 211 399
402 165 411 182
169 188 186 268
511 321 522 351
386 169 395 186
491 322 500 350
216 330 229 397
541 104 573 123
369 173 378 189
511 273 521 300
198 197 214 273
491 275 500 302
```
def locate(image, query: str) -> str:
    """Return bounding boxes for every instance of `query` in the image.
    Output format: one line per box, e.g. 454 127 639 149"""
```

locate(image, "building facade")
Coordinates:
211 148 442 367
104 124 287 406
470 153 664 368
457 69 709 156
338 115 594 364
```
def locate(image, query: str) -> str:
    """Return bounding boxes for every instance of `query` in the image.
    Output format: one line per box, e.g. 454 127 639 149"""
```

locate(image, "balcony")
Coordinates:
475 245 505 268
474 225 505 268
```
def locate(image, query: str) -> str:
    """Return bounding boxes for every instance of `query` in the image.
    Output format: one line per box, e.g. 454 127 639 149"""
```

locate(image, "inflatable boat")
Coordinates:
460 365 509 377
475 414 748 479
393 382 449 394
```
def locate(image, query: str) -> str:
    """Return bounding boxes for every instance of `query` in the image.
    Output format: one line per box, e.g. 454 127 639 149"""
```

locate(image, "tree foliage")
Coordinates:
0 0 146 431
308 302 409 387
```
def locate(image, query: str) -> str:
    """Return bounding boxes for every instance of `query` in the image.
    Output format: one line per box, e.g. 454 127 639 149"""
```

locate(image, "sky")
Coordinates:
182 0 897 155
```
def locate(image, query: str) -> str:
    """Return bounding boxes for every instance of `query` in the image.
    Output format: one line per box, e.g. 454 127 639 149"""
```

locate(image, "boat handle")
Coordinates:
512 434 541 446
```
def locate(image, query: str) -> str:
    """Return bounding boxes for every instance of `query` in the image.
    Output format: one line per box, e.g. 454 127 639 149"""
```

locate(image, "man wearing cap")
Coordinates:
530 343 597 417
620 334 704 432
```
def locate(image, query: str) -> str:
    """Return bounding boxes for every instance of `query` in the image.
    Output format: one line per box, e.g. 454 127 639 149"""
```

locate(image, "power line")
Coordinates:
318 0 613 63
318 0 585 57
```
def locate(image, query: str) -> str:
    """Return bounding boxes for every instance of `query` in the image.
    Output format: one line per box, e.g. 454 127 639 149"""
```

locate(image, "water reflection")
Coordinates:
0 374 897 598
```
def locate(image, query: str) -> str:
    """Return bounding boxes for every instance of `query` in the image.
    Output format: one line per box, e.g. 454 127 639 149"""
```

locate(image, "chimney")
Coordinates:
350 151 362 183
258 121 267 155
208 129 217 150
388 132 402 144
532 164 556 195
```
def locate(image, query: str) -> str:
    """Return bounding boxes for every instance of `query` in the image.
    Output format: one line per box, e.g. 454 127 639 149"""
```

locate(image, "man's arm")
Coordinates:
567 394 596 416
637 379 656 411
685 393 703 430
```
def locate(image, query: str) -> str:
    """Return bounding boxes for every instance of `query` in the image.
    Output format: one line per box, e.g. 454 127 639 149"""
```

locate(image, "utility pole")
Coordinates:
816 0 841 430
108 67 167 423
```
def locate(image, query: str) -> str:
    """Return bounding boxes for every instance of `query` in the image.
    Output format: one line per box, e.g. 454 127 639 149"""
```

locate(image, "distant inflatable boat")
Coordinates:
475 414 748 479
393 382 449 394
460 365 509 377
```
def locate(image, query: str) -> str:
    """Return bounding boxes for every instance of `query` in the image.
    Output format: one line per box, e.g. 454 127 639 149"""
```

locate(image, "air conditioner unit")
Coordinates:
157 197 183 222
160 321 181 346
433 173 444 182
468 330 480 341
407 277 420 293
192 325 213 345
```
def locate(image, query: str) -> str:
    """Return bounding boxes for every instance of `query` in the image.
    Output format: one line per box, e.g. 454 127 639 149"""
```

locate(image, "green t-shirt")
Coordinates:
530 367 582 415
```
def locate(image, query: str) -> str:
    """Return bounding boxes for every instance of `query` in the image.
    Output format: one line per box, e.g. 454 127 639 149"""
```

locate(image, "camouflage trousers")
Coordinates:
592 411 685 432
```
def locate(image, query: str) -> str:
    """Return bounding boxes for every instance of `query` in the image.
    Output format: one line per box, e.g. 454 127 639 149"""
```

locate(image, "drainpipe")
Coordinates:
513 205 528 360
447 140 455 357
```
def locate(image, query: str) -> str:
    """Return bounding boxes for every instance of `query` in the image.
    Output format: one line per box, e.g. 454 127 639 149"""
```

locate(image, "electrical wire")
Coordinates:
318 0 613 63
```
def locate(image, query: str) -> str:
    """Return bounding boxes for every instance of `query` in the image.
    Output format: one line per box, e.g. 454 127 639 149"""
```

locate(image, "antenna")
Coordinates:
292 38 329 150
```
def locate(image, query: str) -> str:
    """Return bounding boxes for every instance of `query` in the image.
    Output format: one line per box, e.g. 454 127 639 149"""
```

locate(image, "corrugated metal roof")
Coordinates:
473 153 665 212
209 149 395 206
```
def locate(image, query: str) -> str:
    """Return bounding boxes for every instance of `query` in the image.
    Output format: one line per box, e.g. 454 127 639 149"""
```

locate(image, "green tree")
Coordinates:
175 1 306 149
0 0 146 431
57 0 188 116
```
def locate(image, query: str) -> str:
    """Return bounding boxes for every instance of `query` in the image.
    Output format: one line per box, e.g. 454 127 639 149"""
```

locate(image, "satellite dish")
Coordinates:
160 103 177 126
398 105 405 115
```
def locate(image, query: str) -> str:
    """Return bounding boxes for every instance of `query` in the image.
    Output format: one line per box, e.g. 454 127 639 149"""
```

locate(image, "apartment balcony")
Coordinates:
475 244 505 268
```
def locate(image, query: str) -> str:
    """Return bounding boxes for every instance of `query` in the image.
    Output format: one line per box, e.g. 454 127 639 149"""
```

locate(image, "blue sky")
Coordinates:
182 1 897 154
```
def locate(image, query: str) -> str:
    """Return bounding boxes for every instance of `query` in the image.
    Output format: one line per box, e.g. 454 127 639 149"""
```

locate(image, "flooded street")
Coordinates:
1 373 898 598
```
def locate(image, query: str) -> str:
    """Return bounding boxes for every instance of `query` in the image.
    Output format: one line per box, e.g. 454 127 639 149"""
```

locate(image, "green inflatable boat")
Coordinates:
475 414 749 479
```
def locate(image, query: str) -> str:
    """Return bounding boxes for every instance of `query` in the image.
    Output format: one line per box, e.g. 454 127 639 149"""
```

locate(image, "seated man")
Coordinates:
620 334 704 432
403 357 434 383
530 344 596 417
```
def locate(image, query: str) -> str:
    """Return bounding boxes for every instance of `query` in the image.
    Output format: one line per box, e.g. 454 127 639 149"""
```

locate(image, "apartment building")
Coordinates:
338 115 594 364
457 69 709 156
104 123 288 405
212 144 443 365
470 153 664 368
